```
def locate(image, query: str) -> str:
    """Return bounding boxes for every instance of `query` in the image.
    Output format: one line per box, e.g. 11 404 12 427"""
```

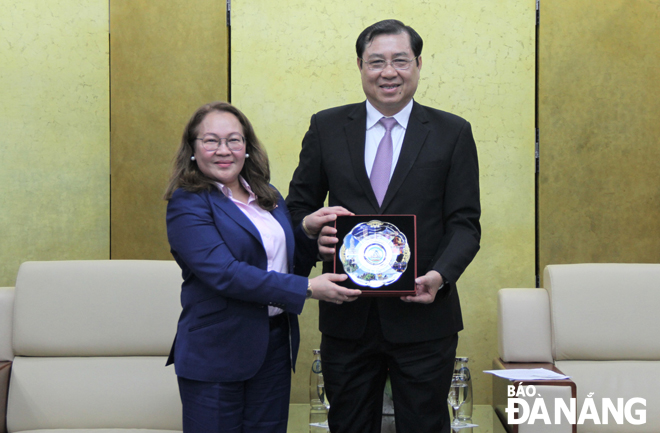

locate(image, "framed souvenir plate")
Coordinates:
334 215 416 296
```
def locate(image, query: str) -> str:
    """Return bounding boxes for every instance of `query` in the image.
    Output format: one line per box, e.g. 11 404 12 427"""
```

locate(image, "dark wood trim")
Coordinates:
0 361 11 433
491 358 577 433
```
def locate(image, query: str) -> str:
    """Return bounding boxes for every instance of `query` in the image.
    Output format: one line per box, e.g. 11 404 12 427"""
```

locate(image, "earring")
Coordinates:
245 153 250 158
190 156 196 161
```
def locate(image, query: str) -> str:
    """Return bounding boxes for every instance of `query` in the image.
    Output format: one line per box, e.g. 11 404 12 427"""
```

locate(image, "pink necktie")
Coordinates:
370 117 398 206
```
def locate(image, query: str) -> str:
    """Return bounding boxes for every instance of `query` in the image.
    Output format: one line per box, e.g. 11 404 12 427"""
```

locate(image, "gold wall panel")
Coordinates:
0 0 110 286
233 1 536 404
110 0 228 259
538 0 660 272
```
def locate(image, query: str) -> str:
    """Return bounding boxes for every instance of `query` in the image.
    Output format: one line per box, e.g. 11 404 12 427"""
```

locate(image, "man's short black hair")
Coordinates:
356 19 423 60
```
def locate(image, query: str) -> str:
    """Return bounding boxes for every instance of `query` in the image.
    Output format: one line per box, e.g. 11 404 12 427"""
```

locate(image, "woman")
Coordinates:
164 101 361 432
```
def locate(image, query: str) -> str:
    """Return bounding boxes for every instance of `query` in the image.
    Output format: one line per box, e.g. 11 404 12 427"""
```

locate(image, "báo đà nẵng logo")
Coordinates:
506 384 646 426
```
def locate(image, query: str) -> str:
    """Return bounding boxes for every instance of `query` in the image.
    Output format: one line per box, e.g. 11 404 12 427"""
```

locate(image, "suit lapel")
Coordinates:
344 103 381 211
381 102 430 210
211 190 296 273
209 189 263 244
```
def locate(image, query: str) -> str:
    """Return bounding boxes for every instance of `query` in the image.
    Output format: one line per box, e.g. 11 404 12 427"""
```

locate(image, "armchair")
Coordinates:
0 260 183 433
494 264 660 433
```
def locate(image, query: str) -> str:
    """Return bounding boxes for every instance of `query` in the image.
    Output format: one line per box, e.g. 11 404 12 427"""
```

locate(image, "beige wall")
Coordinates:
0 0 228 283
110 0 228 259
0 0 110 287
232 1 536 404
538 0 660 272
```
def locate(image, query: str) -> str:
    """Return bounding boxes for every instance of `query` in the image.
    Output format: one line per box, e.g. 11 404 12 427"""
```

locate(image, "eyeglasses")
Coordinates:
196 134 245 152
360 57 418 72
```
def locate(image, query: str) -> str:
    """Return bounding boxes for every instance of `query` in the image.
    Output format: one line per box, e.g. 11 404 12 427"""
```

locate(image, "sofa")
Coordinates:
494 263 660 433
0 260 184 432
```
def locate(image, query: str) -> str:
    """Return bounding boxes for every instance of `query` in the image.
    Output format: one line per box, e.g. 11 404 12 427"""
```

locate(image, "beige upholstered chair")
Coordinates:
494 264 660 433
0 260 183 433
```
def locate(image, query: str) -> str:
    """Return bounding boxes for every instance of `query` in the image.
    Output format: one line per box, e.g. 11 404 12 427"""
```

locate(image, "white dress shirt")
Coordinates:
364 99 414 179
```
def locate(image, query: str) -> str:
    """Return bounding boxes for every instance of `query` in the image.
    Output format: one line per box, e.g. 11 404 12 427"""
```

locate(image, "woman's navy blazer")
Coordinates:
166 187 316 382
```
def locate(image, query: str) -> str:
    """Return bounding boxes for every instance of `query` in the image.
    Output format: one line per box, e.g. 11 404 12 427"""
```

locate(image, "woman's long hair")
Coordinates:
163 101 278 210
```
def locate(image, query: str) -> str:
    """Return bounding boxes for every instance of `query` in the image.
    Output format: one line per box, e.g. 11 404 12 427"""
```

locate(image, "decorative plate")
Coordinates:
339 220 410 288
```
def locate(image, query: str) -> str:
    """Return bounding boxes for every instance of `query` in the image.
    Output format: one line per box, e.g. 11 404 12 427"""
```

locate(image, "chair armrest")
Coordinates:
492 358 576 433
0 361 11 433
0 288 14 363
0 288 14 433
498 289 553 363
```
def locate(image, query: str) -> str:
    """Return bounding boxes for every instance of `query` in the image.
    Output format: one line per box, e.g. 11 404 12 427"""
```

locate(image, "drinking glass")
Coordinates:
317 373 330 410
310 374 330 430
447 374 468 427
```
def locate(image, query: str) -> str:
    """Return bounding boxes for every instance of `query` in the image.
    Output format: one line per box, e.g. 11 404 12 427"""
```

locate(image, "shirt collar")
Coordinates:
216 176 257 203
365 99 414 130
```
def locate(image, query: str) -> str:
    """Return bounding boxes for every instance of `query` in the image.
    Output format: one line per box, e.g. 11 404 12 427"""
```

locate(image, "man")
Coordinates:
286 19 480 433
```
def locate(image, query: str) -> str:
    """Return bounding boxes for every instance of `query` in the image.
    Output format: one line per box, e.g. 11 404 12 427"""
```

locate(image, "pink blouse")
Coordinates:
216 178 287 316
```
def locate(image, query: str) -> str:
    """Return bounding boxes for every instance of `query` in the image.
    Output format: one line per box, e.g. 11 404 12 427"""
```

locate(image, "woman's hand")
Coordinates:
309 274 361 304
302 206 354 238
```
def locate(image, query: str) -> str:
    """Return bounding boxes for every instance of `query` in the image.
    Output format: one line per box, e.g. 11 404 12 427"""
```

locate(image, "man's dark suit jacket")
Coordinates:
286 101 481 344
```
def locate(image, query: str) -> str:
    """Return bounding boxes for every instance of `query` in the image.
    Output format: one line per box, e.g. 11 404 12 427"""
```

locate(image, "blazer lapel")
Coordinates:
211 190 296 272
381 102 430 210
209 190 263 244
344 103 381 211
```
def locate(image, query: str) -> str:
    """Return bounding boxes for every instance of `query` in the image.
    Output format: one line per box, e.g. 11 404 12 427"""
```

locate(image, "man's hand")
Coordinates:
303 206 353 238
318 225 339 261
401 270 444 304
